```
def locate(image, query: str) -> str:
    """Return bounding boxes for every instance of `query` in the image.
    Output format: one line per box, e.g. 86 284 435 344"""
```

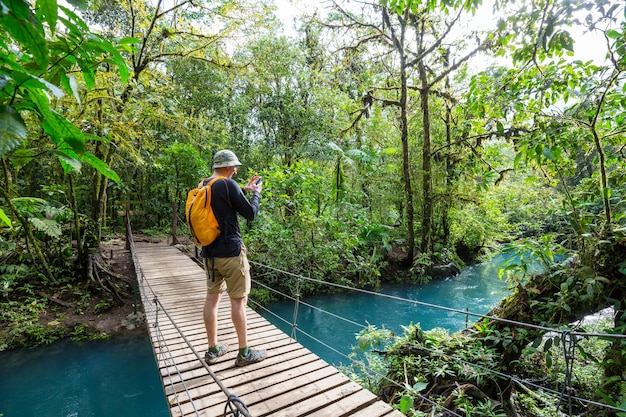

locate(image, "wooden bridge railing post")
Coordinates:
171 200 179 245
124 202 131 251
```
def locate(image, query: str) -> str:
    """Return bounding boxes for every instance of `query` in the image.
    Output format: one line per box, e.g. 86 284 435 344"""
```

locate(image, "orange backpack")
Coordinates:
185 176 225 246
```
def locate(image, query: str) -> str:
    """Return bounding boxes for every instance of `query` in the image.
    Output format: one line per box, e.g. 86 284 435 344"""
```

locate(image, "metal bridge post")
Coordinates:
290 278 303 340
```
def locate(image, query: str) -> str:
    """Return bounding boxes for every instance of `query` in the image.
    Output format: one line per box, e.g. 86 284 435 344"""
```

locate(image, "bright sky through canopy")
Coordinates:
273 0 610 65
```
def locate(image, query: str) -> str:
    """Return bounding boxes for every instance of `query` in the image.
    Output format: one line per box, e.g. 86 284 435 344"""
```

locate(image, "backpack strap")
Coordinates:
202 175 225 188
220 178 233 208
201 176 233 247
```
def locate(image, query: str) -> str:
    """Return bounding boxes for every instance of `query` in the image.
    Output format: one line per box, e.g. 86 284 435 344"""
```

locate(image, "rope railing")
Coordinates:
126 213 251 417
249 261 623 340
165 216 625 416
166 224 460 414
247 260 626 417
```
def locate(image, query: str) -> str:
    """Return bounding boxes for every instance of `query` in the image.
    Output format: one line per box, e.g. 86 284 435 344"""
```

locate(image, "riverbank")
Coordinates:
0 236 153 351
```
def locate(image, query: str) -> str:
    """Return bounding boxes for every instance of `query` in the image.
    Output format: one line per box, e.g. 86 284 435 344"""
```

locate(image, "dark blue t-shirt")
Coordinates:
200 177 260 258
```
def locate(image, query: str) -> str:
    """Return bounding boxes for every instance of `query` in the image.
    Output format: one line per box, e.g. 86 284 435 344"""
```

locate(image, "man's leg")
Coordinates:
230 295 248 349
203 291 222 348
231 295 267 366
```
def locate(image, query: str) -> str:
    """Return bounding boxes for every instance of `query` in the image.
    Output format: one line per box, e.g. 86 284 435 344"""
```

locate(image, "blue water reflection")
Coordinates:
0 335 169 417
261 254 513 367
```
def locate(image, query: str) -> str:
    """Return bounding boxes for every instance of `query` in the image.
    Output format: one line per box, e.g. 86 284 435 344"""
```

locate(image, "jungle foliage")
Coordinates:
1 0 626 414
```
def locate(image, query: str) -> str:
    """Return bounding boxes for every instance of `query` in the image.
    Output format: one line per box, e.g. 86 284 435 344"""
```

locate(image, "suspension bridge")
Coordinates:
130 237 405 417
125 214 626 417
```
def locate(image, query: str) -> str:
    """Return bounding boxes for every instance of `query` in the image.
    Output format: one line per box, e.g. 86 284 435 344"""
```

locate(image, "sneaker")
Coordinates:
204 345 228 364
235 348 267 367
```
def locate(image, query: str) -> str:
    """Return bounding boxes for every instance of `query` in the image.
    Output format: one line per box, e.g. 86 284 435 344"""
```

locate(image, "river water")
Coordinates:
0 335 169 417
0 254 512 416
260 254 512 367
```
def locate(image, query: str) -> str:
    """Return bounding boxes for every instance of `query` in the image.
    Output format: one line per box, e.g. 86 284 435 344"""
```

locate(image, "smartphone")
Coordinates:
255 177 262 185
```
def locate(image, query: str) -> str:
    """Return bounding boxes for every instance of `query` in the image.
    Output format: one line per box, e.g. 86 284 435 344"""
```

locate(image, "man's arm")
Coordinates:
227 179 260 221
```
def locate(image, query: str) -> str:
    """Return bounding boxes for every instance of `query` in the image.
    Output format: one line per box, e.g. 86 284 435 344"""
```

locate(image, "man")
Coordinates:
201 149 267 367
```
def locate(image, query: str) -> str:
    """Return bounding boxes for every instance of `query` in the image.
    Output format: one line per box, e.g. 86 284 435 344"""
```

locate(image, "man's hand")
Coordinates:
244 174 262 193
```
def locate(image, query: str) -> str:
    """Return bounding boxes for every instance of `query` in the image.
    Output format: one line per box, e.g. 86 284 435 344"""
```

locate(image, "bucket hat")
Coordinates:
212 150 241 169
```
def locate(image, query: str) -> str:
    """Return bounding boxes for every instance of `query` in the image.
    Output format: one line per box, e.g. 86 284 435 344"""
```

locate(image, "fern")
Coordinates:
29 217 63 238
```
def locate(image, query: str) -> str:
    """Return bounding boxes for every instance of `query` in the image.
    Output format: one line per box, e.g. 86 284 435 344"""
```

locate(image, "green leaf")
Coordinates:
53 149 82 174
40 110 85 152
88 35 131 83
27 86 55 122
81 153 120 182
64 0 87 11
2 0 31 19
58 6 88 30
78 59 96 90
0 105 27 156
544 337 552 352
412 382 428 392
29 217 63 238
118 37 142 45
543 146 554 161
68 73 81 106
399 394 414 413
84 133 111 143
64 136 85 154
0 208 12 228
36 0 58 33
0 0 49 69
327 141 343 153
33 76 65 99
496 121 504 135
12 70 64 100
606 29 620 39
10 148 36 171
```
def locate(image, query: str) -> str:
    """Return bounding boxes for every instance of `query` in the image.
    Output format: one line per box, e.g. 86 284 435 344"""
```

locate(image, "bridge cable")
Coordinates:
557 330 576 415
249 260 625 340
149 296 202 417
128 222 251 417
170 227 625 415
247 289 463 416
408 336 626 414
171 215 459 414
176 213 621 338
151 294 251 417
247 260 626 415
253 279 366 329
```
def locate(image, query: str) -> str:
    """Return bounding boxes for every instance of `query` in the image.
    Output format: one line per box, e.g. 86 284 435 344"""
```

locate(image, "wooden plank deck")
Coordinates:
133 241 404 417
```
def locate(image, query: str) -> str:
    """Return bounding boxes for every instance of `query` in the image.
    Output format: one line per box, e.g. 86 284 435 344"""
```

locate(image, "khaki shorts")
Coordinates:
203 245 251 299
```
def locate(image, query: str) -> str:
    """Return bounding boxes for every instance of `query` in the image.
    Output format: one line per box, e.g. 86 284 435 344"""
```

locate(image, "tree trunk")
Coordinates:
591 129 611 229
68 173 84 263
400 57 416 266
0 185 57 283
442 50 452 244
171 200 179 245
384 8 417 267
418 58 433 255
